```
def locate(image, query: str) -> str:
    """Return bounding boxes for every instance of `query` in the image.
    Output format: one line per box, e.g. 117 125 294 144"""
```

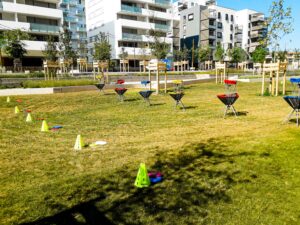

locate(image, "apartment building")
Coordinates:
85 0 179 66
178 0 267 60
0 0 63 67
59 0 87 58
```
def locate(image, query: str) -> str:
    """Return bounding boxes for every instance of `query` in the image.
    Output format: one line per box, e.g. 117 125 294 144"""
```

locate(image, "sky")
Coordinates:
173 0 300 50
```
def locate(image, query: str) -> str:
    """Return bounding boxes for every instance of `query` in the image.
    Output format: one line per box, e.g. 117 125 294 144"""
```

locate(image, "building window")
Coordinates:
248 39 250 44
217 22 223 29
188 13 194 21
191 2 194 6
248 23 251 28
231 15 234 22
229 43 233 49
225 14 228 20
248 31 250 36
183 15 186 23
183 25 186 31
249 15 252 20
230 34 233 40
218 12 221 19
217 32 222 38
230 24 233 31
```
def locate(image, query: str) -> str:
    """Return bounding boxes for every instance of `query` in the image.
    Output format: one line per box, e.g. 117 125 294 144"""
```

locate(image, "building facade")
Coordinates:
0 0 63 68
85 0 179 67
59 0 87 58
177 0 267 61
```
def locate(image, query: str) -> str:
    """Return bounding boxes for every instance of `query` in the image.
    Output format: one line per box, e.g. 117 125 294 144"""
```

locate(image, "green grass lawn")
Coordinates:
1 82 300 225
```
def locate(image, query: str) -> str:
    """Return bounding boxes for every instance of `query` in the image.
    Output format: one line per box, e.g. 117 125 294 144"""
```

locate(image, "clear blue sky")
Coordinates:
218 0 299 51
173 0 300 50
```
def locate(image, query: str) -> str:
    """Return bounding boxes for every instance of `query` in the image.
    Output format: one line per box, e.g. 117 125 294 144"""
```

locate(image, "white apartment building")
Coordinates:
177 0 267 61
0 0 63 68
85 0 179 66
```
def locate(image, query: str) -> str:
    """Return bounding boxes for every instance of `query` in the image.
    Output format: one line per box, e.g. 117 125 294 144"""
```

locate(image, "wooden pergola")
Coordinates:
93 60 109 83
262 61 288 96
147 61 167 94
215 62 227 84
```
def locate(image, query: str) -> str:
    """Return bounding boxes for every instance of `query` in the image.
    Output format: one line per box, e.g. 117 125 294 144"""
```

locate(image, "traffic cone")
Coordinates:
134 163 150 188
74 134 84 150
41 120 49 132
6 96 10 103
26 113 32 122
15 106 20 114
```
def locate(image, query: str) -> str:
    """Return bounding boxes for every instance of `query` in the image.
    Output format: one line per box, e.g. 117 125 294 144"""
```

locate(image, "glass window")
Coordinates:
188 13 194 21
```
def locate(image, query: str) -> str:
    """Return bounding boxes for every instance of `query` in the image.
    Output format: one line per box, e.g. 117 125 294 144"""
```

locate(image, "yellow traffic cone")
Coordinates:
26 113 32 122
7 96 11 103
74 135 84 150
41 120 49 132
134 163 151 188
14 106 20 114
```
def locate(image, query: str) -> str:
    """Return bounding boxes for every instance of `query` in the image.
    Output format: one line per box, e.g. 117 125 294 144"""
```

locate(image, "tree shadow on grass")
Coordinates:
20 138 256 225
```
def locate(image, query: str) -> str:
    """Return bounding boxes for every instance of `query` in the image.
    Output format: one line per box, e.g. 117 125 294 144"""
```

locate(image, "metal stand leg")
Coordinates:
231 105 238 117
179 100 186 111
145 98 151 106
224 106 229 118
285 109 295 123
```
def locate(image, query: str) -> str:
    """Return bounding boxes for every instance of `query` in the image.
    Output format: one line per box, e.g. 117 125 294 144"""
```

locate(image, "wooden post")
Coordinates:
164 69 167 94
283 68 286 95
149 69 152 90
156 69 159 94
262 63 265 95
275 65 280 96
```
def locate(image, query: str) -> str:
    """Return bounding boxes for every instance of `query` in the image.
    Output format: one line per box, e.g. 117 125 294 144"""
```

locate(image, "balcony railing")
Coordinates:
154 0 170 6
154 23 169 31
121 4 142 14
65 16 76 23
77 27 86 32
122 33 143 41
30 23 60 33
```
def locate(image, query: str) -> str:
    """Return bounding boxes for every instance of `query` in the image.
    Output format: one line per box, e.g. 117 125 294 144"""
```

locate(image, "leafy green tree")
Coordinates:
198 46 211 62
227 47 247 67
118 47 128 61
252 47 268 64
4 29 30 71
43 35 58 62
148 29 169 60
214 43 225 62
173 49 182 61
93 32 111 61
0 33 7 70
264 0 293 51
58 27 77 66
277 50 287 62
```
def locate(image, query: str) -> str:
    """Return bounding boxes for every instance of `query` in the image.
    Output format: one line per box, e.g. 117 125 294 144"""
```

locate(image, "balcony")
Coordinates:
154 0 170 6
154 23 170 31
65 16 77 23
121 4 142 14
77 27 86 32
251 13 266 23
251 24 265 31
122 33 143 41
1 2 62 19
234 35 242 43
30 23 60 34
235 26 243 34
209 10 217 19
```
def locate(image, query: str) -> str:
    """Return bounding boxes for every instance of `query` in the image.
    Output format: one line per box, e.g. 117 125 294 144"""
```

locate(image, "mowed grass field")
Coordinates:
1 81 300 225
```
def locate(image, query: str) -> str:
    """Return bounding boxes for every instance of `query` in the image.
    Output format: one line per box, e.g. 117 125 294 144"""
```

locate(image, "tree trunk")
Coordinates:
13 58 22 72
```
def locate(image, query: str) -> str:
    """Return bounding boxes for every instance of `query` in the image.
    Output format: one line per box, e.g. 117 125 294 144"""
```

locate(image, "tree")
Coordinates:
43 35 58 62
4 29 30 72
214 43 225 62
277 50 287 62
252 47 268 64
0 33 7 70
264 0 293 51
78 40 88 59
148 29 169 60
173 49 182 62
93 32 111 61
58 27 77 67
227 47 247 67
118 47 128 61
198 46 211 70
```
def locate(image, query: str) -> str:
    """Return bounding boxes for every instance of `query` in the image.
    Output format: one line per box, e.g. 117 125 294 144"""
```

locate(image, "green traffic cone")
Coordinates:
134 163 150 188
